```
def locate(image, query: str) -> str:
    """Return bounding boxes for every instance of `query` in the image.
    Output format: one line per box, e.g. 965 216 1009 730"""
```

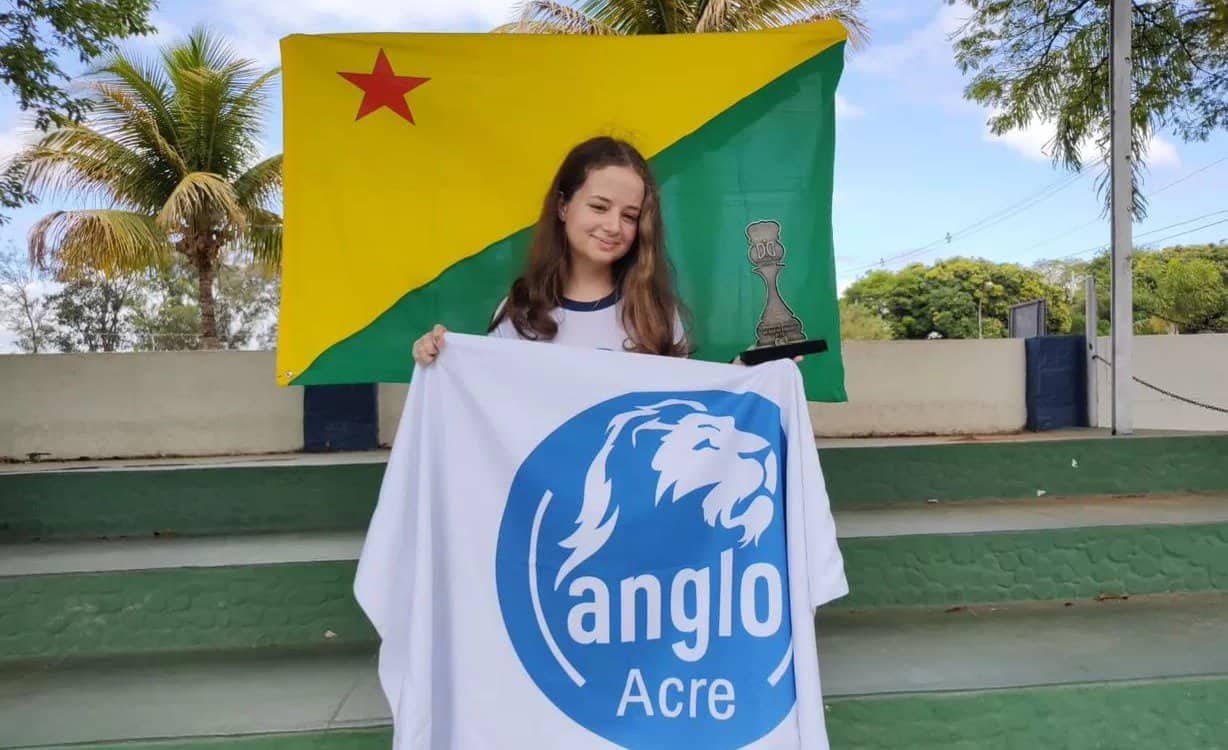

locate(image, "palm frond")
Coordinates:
164 29 268 175
695 0 736 33
21 27 282 290
506 1 618 34
208 66 279 178
650 0 698 34
162 27 248 79
791 2 869 49
156 171 247 236
579 0 673 34
85 80 191 177
723 0 868 48
233 154 283 212
492 20 559 33
29 210 171 277
89 53 182 154
501 0 864 41
19 125 174 212
238 208 283 270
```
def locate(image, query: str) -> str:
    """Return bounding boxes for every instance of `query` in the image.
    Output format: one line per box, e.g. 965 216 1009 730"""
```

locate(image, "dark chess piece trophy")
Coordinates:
739 220 828 365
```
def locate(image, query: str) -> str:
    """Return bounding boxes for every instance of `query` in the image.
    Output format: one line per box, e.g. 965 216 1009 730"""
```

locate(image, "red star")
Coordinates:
338 50 430 124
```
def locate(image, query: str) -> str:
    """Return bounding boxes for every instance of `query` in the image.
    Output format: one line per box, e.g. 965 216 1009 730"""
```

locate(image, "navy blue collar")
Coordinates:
560 289 620 312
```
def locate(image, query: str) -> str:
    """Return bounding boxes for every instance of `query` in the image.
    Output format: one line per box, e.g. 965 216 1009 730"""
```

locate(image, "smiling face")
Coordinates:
559 164 646 272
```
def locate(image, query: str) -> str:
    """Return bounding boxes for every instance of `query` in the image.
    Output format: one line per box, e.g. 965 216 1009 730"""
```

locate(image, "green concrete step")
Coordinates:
4 493 1227 663
3 433 1225 541
3 593 1226 749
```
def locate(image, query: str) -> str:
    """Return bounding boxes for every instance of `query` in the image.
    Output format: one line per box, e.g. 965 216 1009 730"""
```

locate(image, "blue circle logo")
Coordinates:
496 391 794 749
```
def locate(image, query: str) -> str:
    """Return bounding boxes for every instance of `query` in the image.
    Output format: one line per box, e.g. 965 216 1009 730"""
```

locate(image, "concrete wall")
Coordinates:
1093 333 1228 432
5 334 1221 461
378 383 410 447
808 339 1027 437
0 351 301 460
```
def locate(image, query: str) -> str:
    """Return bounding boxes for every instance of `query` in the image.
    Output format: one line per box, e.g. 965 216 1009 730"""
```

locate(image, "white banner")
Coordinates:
355 334 847 749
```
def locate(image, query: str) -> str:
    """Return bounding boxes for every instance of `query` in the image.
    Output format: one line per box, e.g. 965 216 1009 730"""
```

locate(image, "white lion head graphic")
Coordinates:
554 399 778 589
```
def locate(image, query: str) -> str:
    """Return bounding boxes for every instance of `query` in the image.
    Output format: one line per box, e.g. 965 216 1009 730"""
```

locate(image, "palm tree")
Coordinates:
12 28 281 349
496 0 867 46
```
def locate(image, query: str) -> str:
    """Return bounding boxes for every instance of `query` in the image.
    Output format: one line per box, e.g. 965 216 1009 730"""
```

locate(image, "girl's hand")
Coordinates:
412 324 447 366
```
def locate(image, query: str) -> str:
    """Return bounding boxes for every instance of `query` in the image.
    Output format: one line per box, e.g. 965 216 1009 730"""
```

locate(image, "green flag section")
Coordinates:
294 44 847 402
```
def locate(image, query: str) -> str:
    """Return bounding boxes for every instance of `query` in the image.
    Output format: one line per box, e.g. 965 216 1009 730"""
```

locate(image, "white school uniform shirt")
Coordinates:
487 291 685 352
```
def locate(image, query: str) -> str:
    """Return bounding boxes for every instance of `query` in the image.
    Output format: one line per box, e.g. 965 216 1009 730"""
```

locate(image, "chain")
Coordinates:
1092 354 1228 415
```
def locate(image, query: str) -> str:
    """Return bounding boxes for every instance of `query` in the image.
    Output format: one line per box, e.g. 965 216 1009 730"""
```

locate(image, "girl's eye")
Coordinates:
623 214 639 223
589 203 608 212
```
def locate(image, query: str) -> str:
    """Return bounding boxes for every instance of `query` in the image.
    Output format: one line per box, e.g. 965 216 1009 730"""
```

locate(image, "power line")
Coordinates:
1151 154 1228 195
847 170 1087 274
845 153 1228 276
1136 216 1228 248
948 171 1087 245
1062 209 1228 259
1030 217 1101 251
1018 154 1228 254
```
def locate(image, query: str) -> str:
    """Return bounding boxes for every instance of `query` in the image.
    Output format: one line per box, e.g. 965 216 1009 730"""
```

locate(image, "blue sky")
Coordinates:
1 0 1226 296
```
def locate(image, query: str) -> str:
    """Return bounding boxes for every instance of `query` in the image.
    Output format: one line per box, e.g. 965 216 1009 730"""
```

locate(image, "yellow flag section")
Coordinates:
278 23 847 387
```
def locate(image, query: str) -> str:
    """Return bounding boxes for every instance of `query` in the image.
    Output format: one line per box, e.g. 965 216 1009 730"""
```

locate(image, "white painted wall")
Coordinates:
0 351 301 460
808 339 1027 437
1093 333 1228 432
378 383 410 447
4 334 1220 460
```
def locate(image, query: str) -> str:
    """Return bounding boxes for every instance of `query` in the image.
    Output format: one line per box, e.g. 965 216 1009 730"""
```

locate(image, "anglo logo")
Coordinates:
496 391 794 748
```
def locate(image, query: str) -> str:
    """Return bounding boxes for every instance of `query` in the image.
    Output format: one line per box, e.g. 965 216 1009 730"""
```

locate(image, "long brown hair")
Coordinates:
490 136 689 357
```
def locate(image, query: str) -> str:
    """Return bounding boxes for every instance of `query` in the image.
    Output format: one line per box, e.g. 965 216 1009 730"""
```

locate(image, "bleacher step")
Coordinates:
4 593 1226 749
5 493 1227 663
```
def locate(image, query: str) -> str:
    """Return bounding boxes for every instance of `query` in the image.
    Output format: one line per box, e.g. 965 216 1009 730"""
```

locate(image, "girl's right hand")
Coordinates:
412 324 447 366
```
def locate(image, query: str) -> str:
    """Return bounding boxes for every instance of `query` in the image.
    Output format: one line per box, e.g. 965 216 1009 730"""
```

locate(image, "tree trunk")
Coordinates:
196 255 220 350
22 303 43 353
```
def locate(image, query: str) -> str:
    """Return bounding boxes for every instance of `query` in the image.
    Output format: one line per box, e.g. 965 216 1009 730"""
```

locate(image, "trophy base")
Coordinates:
739 338 828 366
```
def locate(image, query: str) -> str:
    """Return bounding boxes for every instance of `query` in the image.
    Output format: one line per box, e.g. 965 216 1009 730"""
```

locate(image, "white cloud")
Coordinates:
851 2 968 78
0 123 39 165
237 0 517 30
206 0 521 66
134 11 184 51
870 2 939 26
984 117 1181 169
986 119 1062 162
835 94 864 120
845 3 981 118
1146 135 1180 169
0 128 25 164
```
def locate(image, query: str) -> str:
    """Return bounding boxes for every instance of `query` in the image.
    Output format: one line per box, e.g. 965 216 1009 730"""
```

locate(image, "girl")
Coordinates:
412 136 688 365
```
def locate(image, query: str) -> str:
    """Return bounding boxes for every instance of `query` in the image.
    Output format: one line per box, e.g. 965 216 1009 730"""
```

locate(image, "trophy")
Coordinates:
739 220 828 365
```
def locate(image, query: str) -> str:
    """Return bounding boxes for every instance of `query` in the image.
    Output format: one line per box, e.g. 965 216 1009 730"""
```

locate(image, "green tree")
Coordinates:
44 271 141 352
497 0 867 44
843 257 1073 339
130 254 280 351
129 259 206 351
1135 247 1228 332
950 1 1228 217
10 29 283 349
0 0 155 222
1043 244 1227 335
0 245 55 352
838 299 892 340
